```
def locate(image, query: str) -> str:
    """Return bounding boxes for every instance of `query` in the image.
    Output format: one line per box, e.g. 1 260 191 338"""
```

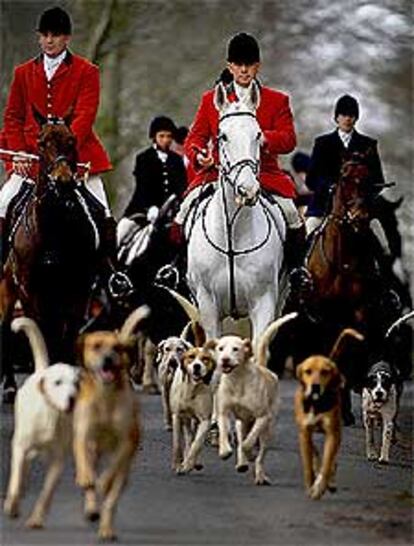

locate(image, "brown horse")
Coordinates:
0 112 103 401
285 151 398 423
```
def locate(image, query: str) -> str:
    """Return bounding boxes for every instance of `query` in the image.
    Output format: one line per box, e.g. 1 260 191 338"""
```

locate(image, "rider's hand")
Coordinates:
147 205 159 223
196 151 214 170
12 155 31 177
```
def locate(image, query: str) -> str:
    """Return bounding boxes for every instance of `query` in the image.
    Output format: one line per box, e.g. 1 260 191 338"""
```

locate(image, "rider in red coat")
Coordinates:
174 33 308 287
184 82 297 199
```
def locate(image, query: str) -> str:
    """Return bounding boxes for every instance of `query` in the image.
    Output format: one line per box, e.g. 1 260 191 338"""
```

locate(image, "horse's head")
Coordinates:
34 108 78 187
333 151 374 228
214 80 261 206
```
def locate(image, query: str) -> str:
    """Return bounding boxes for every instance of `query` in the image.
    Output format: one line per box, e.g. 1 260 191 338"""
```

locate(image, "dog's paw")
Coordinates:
219 447 233 460
176 461 194 475
309 474 326 500
76 472 95 490
367 450 378 462
378 456 389 465
98 524 117 542
236 463 249 473
255 473 271 486
25 514 44 529
3 497 19 518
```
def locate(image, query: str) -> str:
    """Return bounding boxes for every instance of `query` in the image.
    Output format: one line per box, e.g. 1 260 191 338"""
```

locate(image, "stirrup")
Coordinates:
108 271 134 300
289 266 313 291
154 264 179 290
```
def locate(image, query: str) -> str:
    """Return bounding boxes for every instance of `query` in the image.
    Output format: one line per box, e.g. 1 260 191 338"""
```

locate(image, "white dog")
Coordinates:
212 312 297 485
169 344 216 474
362 361 401 464
3 317 80 528
156 336 192 430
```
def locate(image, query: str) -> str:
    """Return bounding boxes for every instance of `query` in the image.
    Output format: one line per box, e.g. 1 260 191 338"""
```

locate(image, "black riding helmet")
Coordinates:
37 6 72 35
227 32 260 65
334 94 359 120
149 116 177 139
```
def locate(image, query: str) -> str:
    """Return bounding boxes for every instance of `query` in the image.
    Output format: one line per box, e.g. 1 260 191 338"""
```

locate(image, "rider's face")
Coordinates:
38 32 70 58
227 62 260 87
336 114 356 133
154 131 173 152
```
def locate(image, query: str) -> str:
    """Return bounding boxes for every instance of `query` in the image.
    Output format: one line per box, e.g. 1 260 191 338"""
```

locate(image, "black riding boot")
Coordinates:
101 216 133 300
285 224 312 293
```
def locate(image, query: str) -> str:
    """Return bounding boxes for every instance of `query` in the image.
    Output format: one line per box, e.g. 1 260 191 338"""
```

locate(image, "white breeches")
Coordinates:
305 216 323 235
0 173 111 218
176 183 303 229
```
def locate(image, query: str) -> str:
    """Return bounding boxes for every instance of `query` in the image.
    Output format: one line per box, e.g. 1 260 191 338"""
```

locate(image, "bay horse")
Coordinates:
294 151 400 421
0 111 102 400
185 81 286 342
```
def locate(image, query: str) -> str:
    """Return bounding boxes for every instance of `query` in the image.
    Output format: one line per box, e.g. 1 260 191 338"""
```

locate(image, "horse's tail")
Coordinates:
119 305 150 343
329 328 364 362
157 285 200 322
256 312 298 368
11 317 50 371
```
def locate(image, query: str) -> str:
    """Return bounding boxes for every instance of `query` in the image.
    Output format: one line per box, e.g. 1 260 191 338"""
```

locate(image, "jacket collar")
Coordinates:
35 50 72 62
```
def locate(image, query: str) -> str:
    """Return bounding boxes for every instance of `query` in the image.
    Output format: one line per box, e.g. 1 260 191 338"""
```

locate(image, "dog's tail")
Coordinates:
385 310 414 340
256 312 298 367
157 286 200 322
180 320 206 346
119 305 151 342
329 328 364 362
11 317 50 371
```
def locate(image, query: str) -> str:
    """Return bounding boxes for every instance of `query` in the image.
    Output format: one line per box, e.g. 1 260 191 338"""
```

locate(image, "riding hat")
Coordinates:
335 94 359 120
149 116 177 139
37 7 72 35
227 32 260 64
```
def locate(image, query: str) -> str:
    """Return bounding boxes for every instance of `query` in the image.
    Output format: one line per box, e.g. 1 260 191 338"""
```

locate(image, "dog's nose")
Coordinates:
102 356 114 371
193 363 201 374
310 384 321 399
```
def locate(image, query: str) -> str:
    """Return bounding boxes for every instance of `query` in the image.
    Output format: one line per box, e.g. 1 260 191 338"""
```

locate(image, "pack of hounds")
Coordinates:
3 307 413 541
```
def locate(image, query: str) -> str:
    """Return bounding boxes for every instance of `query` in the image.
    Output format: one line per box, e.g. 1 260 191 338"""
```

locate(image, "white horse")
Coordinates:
185 81 286 341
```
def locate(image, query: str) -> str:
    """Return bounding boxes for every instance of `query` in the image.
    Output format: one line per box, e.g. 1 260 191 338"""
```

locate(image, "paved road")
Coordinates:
1 376 412 546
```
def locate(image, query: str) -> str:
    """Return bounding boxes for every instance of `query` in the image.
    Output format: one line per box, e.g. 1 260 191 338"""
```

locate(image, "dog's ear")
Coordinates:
243 339 253 358
75 335 86 366
329 364 345 390
203 339 217 352
296 362 304 383
38 376 45 395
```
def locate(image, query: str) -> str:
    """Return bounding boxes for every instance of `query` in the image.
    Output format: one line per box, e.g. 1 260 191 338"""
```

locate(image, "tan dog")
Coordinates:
213 313 298 485
295 328 363 500
156 335 193 430
73 305 149 541
169 322 214 474
4 317 80 529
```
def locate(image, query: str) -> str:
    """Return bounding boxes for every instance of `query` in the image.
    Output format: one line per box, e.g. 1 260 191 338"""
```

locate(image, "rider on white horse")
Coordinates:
175 33 307 286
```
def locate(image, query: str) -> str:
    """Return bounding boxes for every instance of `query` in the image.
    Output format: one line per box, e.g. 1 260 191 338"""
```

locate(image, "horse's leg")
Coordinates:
250 292 276 347
197 290 221 339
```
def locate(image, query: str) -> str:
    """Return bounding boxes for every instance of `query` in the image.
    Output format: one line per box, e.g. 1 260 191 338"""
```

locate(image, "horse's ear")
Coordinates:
214 82 228 112
245 80 260 110
32 107 47 127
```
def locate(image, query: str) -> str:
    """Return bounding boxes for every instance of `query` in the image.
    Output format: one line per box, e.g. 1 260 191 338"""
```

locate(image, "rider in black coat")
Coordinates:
124 116 187 219
305 94 410 311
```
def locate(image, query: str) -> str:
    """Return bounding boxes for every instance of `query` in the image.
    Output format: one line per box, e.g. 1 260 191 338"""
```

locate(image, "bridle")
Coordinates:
217 111 260 206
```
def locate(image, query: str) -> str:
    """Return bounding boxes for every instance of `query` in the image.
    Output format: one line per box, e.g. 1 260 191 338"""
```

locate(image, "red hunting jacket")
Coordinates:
184 85 297 198
3 51 112 176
